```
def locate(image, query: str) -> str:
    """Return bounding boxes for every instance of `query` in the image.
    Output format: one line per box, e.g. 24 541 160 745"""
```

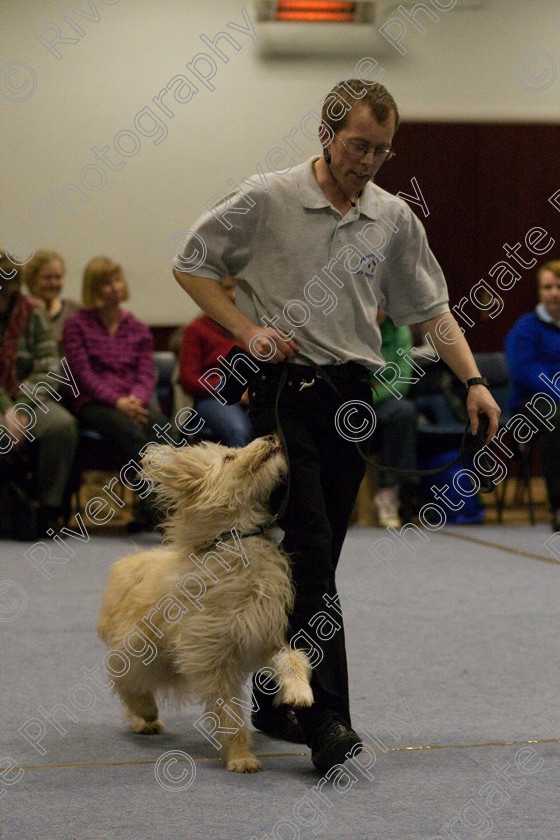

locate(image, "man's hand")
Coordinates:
419 313 501 444
173 271 300 364
237 325 299 364
466 385 501 442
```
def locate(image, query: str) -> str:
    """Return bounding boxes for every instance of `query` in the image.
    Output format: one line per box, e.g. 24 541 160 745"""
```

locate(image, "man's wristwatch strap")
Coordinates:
465 376 489 391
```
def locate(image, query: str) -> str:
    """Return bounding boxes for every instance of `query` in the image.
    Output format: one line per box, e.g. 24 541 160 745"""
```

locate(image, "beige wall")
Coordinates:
1 0 558 324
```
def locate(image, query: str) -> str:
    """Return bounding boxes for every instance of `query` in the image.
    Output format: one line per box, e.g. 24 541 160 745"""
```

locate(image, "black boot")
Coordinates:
250 676 306 743
251 705 307 744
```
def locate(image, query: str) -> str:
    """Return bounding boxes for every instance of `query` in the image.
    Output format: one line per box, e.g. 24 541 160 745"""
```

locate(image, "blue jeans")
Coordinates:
195 398 253 447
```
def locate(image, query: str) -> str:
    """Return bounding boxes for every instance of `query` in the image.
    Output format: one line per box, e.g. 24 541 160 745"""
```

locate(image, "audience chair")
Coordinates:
473 353 537 523
412 351 537 524
493 438 537 525
476 351 539 526
412 359 465 458
474 352 511 422
153 351 176 417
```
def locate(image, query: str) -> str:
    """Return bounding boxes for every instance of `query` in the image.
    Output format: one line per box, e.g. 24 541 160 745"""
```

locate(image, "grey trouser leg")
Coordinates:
33 401 78 507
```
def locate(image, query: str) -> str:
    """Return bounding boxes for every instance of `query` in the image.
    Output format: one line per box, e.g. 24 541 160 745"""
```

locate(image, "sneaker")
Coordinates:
373 487 401 529
311 716 362 772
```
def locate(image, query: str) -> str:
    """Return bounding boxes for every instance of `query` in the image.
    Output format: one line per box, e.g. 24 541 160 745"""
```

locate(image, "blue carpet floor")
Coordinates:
1 524 558 840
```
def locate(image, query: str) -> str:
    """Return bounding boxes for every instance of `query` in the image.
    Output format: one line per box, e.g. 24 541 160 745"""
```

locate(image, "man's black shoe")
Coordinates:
311 717 362 773
251 706 307 744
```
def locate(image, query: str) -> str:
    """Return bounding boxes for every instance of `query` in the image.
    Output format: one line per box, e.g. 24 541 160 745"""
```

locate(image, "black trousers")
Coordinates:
77 400 176 521
540 408 560 509
249 362 371 741
516 399 560 510
77 400 171 462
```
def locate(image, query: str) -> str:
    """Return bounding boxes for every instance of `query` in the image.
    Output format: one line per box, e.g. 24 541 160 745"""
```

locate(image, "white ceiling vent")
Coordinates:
253 1 379 56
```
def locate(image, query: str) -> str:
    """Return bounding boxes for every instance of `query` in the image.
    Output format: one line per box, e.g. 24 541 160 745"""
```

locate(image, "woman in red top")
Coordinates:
178 277 253 447
63 257 175 530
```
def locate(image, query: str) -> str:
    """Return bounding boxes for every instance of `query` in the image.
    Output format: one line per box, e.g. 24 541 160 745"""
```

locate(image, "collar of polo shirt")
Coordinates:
297 157 381 221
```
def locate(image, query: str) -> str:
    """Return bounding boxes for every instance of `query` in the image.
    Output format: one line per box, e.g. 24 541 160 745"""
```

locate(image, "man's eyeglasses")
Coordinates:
335 135 395 163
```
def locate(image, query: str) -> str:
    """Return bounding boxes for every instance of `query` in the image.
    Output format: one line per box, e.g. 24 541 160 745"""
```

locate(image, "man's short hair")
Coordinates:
321 79 400 135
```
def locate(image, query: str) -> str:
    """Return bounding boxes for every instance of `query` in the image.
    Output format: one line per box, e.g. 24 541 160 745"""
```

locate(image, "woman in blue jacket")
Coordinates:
505 260 560 530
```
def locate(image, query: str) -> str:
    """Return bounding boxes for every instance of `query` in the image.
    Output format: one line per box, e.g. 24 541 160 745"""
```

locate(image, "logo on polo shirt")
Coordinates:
356 252 379 281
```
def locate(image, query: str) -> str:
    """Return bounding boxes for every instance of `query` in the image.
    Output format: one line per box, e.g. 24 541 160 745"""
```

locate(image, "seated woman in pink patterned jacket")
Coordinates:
62 256 174 531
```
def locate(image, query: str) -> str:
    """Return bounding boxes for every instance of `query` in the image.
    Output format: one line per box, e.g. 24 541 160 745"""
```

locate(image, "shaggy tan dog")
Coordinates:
98 434 313 772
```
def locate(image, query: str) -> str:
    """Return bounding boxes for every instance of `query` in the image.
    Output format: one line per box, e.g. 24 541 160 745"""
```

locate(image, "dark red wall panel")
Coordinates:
378 123 560 352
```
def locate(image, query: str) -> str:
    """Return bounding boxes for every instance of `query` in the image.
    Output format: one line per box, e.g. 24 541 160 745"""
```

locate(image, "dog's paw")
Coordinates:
282 681 314 709
227 755 263 773
129 716 165 735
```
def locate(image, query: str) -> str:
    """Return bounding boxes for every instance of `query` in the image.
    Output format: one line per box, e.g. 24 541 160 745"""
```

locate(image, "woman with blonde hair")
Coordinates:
0 254 78 538
24 250 78 346
63 257 173 531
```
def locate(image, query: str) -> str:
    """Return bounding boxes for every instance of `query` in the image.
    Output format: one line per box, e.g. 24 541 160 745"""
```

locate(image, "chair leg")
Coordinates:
521 449 536 525
63 458 84 524
494 479 505 523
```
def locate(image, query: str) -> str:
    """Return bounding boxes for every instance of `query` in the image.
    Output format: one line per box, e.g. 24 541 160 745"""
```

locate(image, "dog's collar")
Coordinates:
225 527 266 541
200 520 276 553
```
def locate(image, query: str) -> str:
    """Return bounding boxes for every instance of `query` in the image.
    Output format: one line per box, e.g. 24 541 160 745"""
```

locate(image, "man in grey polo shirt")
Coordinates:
173 80 500 773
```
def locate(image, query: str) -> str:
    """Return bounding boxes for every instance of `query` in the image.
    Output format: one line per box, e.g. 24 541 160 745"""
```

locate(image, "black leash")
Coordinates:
269 359 493 526
218 347 495 527
290 354 492 486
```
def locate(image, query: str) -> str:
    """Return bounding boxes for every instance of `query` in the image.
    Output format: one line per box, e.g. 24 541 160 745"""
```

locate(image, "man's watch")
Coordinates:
465 376 489 391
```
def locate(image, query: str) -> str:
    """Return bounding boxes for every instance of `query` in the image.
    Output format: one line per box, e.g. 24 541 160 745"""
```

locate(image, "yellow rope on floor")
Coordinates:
439 529 560 565
4 738 557 773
